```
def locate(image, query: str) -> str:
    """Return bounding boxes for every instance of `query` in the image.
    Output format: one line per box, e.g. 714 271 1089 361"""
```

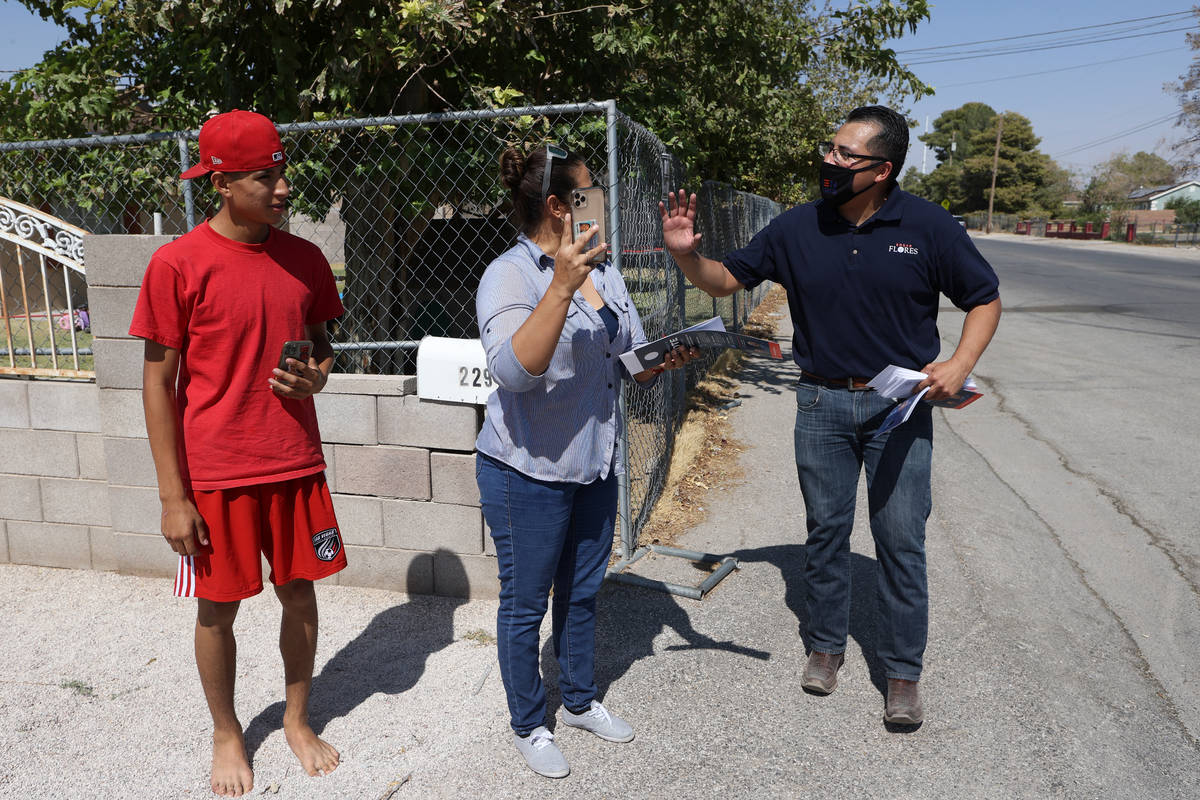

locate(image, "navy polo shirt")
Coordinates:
723 190 999 379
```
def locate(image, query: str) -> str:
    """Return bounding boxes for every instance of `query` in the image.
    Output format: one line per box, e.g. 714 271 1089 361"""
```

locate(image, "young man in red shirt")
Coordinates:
130 110 346 797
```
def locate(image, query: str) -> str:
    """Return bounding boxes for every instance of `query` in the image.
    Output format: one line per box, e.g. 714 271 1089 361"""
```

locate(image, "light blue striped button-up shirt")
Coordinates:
475 234 654 483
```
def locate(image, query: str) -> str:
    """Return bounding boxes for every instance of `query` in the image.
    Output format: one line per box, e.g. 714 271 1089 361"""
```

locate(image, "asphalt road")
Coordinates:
960 234 1200 743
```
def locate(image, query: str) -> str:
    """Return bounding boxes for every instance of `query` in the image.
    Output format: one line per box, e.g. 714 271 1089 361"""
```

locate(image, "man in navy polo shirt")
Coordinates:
659 105 1001 726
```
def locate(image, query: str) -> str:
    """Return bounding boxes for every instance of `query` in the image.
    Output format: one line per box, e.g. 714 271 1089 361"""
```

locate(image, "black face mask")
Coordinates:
819 160 884 207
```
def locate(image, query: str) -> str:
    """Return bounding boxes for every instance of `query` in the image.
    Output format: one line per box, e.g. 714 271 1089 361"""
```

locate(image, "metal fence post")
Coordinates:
659 149 686 426
605 100 634 562
177 133 196 230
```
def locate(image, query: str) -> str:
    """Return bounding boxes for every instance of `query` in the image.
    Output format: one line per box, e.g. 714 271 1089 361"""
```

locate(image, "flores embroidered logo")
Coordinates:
888 242 920 255
312 527 342 562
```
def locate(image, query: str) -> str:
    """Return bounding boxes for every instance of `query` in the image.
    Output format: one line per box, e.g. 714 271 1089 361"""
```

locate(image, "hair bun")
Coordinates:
499 147 526 192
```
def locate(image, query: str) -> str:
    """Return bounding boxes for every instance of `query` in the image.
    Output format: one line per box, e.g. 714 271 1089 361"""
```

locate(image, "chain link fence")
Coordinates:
0 101 780 555
963 211 1019 232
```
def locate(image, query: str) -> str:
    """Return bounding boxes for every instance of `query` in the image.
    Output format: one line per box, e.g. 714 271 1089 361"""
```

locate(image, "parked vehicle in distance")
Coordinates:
952 214 966 227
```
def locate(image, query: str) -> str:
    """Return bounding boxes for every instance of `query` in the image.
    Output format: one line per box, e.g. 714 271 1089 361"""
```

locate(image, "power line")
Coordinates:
935 46 1185 88
1054 112 1180 158
905 26 1195 65
894 10 1193 54
908 17 1189 60
911 20 1188 61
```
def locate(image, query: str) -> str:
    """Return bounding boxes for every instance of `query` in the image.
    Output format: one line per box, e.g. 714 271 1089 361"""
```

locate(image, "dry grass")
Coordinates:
636 285 788 547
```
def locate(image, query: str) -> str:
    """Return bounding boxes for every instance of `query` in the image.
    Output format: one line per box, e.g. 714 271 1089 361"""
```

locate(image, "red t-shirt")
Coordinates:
129 221 344 490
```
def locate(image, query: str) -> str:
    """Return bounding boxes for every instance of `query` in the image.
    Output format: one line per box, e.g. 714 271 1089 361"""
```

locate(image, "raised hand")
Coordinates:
659 189 703 257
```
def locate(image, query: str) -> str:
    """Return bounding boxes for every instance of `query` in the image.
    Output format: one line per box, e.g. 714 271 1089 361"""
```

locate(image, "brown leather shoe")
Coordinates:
884 678 923 724
801 650 844 694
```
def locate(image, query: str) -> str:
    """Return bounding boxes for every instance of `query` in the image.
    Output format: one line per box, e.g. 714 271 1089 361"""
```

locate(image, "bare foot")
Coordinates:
284 720 339 777
210 729 253 797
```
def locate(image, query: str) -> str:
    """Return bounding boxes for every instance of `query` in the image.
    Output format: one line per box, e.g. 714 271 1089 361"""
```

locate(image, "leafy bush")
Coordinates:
1165 197 1200 224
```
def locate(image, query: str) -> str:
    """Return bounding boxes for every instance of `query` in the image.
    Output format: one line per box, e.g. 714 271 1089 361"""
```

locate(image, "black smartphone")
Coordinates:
571 186 609 264
278 339 313 374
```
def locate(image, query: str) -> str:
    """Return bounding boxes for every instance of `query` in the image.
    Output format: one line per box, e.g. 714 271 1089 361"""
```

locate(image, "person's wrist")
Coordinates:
546 277 576 303
947 354 972 374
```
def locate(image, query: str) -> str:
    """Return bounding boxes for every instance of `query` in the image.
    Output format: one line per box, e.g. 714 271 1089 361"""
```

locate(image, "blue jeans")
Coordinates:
793 380 933 682
476 453 616 734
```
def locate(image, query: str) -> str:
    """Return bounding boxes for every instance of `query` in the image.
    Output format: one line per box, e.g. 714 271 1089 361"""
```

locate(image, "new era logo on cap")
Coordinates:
179 109 287 180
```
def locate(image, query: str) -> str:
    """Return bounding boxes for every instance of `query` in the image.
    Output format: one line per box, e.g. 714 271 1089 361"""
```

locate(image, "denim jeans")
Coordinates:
476 453 616 734
793 379 933 681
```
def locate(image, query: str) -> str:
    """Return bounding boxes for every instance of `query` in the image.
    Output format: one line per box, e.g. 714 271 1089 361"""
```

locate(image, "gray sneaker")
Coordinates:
513 726 569 778
561 700 635 743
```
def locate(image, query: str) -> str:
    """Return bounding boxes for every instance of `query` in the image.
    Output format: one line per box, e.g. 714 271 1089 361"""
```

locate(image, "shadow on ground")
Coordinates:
727 545 887 697
535 579 773 724
242 551 468 762
720 337 799 397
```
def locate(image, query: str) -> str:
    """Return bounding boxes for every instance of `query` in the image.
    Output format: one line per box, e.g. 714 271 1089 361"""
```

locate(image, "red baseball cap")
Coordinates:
179 109 287 180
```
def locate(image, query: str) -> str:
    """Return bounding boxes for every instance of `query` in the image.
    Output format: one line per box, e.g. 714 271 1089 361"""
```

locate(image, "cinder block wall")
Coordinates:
0 234 498 599
0 378 114 571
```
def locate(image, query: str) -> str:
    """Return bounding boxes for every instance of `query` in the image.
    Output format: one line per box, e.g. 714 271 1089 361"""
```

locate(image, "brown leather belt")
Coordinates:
800 370 874 391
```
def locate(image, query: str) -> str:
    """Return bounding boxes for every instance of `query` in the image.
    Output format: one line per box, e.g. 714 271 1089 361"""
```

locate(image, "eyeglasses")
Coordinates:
817 141 887 167
541 143 569 203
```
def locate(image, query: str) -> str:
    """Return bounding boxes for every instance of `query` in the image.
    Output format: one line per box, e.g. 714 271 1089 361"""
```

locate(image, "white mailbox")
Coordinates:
416 336 497 404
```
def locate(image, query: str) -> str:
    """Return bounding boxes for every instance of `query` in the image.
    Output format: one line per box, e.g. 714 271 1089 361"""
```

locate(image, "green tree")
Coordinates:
918 101 995 166
958 112 1050 214
1081 151 1178 212
1034 160 1074 218
1166 196 1200 223
1 0 933 202
901 161 967 210
903 106 1067 215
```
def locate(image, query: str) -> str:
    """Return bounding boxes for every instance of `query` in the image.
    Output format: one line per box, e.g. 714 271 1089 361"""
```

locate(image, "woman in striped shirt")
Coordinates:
475 144 696 778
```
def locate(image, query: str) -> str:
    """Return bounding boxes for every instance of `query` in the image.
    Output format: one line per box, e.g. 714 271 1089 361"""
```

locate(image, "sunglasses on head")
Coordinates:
541 143 569 203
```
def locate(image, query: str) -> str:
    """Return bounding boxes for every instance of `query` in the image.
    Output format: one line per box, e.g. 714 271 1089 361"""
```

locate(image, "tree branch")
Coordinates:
532 4 647 21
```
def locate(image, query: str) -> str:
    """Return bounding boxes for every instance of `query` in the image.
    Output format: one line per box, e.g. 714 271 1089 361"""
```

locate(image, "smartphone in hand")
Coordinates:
570 187 609 264
278 339 313 374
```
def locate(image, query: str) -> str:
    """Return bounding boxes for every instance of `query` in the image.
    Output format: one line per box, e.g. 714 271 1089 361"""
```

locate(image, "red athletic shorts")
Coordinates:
173 472 347 601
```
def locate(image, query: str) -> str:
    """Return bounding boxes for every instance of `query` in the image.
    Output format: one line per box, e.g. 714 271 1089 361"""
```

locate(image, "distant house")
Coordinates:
1062 192 1083 209
1127 181 1200 210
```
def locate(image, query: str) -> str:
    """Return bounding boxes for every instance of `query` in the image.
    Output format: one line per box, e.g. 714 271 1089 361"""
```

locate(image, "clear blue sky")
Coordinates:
0 1 70 70
2 1 1196 183
886 2 1197 182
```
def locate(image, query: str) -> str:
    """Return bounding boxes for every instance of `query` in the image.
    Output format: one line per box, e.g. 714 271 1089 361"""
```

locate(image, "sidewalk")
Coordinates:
2 309 1198 799
977 229 1200 260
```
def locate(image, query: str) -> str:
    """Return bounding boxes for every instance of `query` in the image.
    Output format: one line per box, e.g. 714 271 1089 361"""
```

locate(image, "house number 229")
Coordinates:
459 366 494 387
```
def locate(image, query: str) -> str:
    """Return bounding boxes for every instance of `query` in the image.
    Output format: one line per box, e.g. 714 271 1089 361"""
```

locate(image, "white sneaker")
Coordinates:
561 700 635 743
513 726 569 778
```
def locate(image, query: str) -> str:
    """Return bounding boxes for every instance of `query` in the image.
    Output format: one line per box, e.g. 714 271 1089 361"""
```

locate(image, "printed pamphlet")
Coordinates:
619 316 783 375
868 364 983 439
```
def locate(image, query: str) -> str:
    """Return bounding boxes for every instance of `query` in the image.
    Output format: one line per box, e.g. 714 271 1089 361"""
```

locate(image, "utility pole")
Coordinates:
986 114 1005 234
921 115 929 174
